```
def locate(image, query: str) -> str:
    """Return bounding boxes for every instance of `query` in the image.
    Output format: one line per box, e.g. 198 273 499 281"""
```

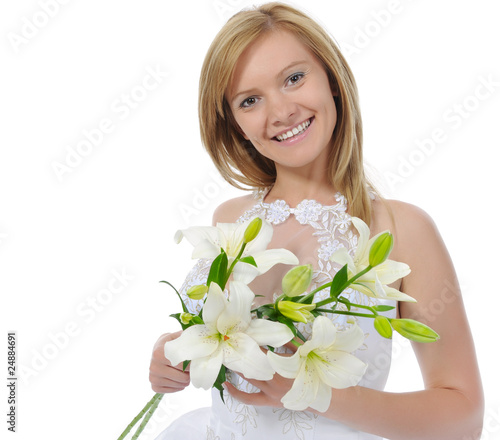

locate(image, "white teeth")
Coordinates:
276 119 311 141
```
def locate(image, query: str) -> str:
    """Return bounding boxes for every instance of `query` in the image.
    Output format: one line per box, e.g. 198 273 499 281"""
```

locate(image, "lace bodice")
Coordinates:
160 191 396 440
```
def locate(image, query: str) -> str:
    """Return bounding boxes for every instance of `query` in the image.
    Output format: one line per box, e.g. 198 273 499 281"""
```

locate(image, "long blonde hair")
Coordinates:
199 2 375 223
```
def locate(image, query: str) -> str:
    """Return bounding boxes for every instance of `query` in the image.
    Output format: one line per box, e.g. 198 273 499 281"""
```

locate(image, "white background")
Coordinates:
1 0 499 439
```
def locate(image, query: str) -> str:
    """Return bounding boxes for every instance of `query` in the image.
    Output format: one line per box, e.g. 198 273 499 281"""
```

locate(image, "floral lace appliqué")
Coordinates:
266 199 291 225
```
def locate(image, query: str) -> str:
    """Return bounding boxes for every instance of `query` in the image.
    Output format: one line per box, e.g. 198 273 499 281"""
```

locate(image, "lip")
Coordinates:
271 117 314 146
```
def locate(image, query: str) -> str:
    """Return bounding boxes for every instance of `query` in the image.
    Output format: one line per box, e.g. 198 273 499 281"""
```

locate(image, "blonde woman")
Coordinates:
149 3 483 439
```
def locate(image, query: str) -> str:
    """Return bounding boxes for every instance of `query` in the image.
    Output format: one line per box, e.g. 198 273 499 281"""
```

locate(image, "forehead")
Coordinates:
227 30 320 97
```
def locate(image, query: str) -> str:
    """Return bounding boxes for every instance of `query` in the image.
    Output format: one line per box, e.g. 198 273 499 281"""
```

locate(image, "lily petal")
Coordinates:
383 285 416 302
163 324 219 366
233 248 299 284
301 316 338 353
376 260 411 285
253 249 299 273
351 217 370 262
191 239 220 260
329 248 356 274
246 319 294 347
267 350 302 379
246 218 273 252
217 281 253 335
232 261 261 284
176 226 220 258
316 350 367 389
309 381 334 413
280 362 320 411
190 347 224 390
216 222 244 258
222 332 274 380
203 283 227 327
333 323 366 353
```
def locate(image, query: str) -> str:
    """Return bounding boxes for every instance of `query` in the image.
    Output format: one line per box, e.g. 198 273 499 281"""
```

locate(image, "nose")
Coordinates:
268 92 298 127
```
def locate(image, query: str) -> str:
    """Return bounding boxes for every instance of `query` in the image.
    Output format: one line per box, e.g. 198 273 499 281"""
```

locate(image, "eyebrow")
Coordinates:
230 60 309 105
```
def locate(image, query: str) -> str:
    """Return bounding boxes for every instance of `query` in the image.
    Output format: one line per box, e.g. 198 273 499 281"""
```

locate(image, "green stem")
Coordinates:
299 265 374 304
320 310 378 319
223 242 247 287
131 393 164 439
298 282 332 303
117 393 162 440
159 281 188 313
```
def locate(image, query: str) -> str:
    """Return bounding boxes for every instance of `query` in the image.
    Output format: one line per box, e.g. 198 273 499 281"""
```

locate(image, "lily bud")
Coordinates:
369 232 394 267
180 312 194 325
278 300 316 324
243 217 263 243
390 318 440 343
186 284 208 300
373 315 393 339
282 264 313 297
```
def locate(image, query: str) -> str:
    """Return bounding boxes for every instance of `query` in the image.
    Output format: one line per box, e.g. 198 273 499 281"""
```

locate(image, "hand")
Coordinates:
149 331 190 393
224 341 297 408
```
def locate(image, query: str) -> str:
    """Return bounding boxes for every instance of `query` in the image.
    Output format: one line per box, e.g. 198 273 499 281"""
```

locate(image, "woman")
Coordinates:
150 3 483 438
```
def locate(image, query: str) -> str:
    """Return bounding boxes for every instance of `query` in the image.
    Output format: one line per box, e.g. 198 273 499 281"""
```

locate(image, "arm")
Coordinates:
228 201 484 439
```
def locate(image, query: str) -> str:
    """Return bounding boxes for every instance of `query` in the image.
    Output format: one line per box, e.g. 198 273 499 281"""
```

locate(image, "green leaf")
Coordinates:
207 249 228 289
182 360 190 372
277 315 298 337
330 264 348 298
254 305 278 320
212 365 227 404
191 315 204 325
239 256 257 267
372 305 395 312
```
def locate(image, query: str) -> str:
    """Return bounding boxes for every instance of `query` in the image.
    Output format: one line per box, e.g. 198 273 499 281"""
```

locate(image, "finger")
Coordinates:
149 363 190 386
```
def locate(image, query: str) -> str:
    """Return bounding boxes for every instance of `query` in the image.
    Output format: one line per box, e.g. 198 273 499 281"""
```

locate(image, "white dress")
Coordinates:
155 191 396 440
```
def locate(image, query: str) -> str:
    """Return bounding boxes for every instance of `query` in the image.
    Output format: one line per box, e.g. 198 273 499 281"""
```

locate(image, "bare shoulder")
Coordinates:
371 197 443 262
212 193 258 225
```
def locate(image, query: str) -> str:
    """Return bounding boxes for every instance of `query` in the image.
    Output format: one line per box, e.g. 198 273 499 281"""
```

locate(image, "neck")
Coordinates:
266 165 337 207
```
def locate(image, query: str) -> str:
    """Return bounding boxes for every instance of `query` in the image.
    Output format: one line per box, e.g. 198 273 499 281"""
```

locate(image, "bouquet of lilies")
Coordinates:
118 216 439 439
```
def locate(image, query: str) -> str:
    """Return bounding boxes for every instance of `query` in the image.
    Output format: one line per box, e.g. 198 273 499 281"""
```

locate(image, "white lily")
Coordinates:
164 281 294 390
174 218 299 284
330 217 415 302
268 316 367 412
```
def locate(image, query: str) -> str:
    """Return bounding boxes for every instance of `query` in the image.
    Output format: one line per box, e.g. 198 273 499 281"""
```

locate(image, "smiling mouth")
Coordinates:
273 117 313 142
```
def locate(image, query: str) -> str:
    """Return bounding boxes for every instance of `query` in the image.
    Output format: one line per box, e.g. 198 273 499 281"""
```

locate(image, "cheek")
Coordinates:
234 113 264 142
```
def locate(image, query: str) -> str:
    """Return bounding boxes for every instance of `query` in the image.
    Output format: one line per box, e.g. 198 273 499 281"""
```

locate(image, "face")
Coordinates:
226 30 338 174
